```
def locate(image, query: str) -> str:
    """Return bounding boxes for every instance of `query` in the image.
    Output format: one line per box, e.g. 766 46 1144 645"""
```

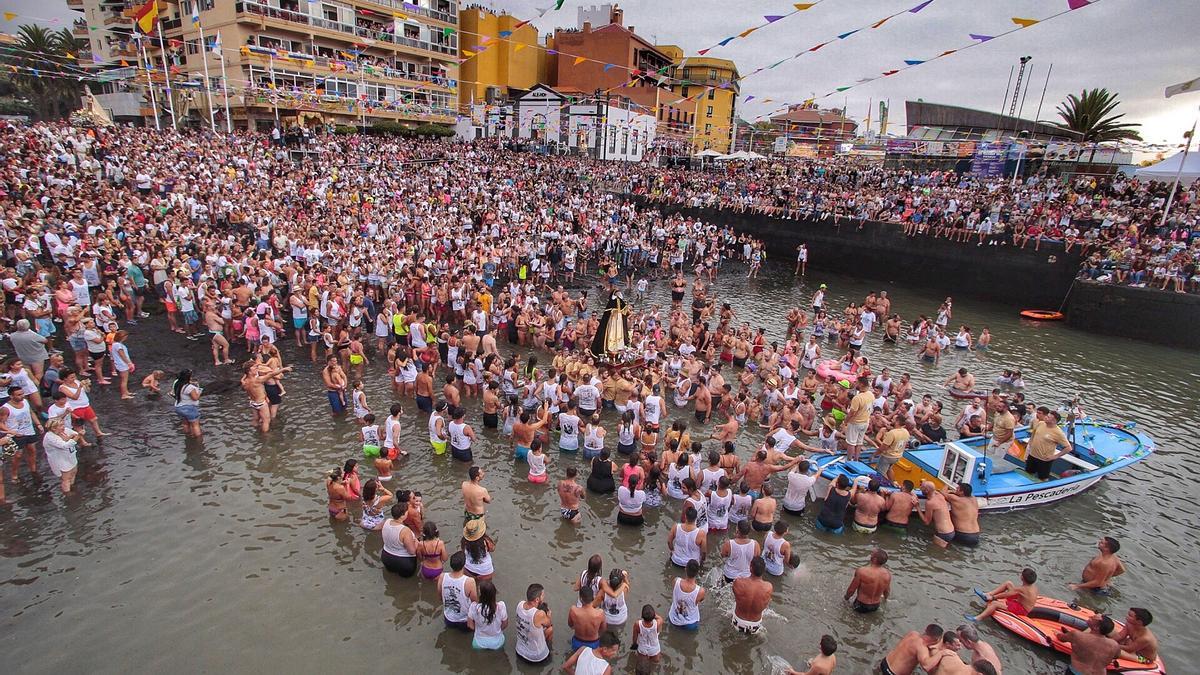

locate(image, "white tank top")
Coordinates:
668 578 701 626
575 647 610 675
666 464 689 499
707 490 732 530
383 415 401 449
764 532 786 576
636 618 661 656
584 426 603 452
2 401 35 436
515 602 550 662
729 493 752 523
700 467 724 493
558 414 579 449
381 520 414 558
528 452 547 477
686 494 708 531
441 573 470 623
644 396 662 424
428 413 445 443
671 525 701 566
449 420 470 450
603 586 628 625
723 538 756 580
617 423 635 446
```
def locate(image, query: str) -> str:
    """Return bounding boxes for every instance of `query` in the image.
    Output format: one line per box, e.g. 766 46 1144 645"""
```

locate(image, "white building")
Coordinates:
457 85 655 162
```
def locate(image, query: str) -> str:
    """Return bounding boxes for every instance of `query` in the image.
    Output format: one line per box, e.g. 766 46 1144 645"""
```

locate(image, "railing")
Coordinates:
237 2 456 58
358 0 457 25
239 48 453 90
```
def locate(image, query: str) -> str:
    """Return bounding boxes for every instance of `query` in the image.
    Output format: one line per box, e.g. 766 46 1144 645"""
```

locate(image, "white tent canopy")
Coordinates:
1135 151 1200 183
694 149 724 158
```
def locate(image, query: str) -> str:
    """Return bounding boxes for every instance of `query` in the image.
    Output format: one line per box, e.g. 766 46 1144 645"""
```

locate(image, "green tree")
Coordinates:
6 24 86 120
1055 88 1142 143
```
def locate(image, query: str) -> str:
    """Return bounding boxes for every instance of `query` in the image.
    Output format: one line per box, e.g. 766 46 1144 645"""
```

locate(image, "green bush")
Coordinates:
367 120 414 136
333 124 359 135
414 123 454 138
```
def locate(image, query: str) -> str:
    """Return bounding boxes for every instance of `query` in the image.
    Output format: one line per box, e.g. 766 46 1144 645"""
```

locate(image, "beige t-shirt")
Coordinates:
880 428 911 459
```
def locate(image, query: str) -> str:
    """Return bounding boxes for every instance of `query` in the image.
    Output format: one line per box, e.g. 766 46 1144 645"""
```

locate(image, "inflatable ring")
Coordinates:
1020 310 1064 321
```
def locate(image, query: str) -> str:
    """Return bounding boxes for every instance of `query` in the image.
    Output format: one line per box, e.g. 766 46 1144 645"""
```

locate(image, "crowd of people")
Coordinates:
0 121 1169 673
612 158 1200 294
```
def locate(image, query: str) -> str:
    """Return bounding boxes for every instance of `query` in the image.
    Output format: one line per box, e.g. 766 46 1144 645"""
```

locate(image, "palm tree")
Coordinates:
1055 88 1142 143
6 24 86 120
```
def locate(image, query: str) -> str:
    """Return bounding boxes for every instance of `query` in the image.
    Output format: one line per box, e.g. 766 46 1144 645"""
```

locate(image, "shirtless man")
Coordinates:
734 449 801 498
917 336 941 363
1113 608 1158 665
414 365 434 413
693 377 712 424
844 548 892 613
850 479 888 534
711 414 739 443
512 404 549 461
321 356 347 416
919 631 970 675
969 567 1038 622
203 301 232 366
945 483 981 547
1069 536 1126 595
954 624 1002 675
882 480 919 530
881 624 945 675
567 587 607 652
730 557 773 635
241 360 291 433
919 480 957 548
461 465 491 524
1057 615 1121 675
786 635 838 675
944 367 976 394
443 373 461 408
558 466 585 525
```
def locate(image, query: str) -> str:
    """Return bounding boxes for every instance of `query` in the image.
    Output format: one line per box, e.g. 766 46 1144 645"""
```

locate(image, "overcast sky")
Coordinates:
7 0 1195 147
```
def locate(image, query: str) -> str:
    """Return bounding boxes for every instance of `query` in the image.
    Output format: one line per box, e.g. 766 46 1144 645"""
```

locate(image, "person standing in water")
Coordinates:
515 583 553 665
844 548 892 613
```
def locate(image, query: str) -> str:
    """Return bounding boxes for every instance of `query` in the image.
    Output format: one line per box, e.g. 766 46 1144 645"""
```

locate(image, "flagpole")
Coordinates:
1159 113 1198 229
194 12 216 131
268 54 280 128
154 13 177 129
218 32 232 133
137 35 161 131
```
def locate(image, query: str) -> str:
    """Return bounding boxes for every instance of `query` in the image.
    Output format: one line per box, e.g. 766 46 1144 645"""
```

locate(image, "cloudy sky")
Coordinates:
6 0 1195 146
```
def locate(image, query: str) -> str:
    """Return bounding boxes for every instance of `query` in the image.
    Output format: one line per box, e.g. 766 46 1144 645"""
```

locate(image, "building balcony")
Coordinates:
357 0 457 26
238 47 454 93
242 90 457 124
67 0 84 8
235 1 457 61
103 13 129 26
73 21 89 37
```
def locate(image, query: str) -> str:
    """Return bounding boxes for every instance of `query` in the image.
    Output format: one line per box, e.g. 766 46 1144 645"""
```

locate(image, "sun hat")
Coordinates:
463 518 486 542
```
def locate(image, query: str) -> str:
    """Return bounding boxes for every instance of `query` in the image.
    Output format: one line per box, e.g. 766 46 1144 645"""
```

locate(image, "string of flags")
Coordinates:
696 2 822 56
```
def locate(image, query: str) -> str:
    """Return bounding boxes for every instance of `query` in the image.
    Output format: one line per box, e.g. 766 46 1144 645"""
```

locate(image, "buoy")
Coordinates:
1019 310 1064 321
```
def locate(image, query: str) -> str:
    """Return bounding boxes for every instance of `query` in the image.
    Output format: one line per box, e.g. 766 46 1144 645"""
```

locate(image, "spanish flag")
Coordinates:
134 0 159 34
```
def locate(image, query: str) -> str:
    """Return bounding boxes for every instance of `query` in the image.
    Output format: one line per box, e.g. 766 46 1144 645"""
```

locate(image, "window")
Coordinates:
682 68 690 80
621 130 628 155
708 88 715 100
322 4 339 22
706 105 713 117
608 129 616 154
681 86 689 97
403 23 420 40
705 124 712 135
185 39 200 55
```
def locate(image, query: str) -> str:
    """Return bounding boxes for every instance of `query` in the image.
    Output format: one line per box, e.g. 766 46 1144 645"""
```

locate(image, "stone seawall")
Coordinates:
628 197 1079 308
1066 280 1200 349
626 197 1198 350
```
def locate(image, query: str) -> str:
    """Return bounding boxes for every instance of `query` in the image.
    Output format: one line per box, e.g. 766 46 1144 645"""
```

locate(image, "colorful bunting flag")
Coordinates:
764 15 785 23
498 30 512 38
872 16 891 28
794 3 815 9
442 27 455 37
603 63 616 71
836 86 851 92
718 36 737 46
514 44 527 52
909 0 934 12
739 27 759 37
555 0 566 9
837 29 859 39
1067 0 1091 9
809 41 830 51
939 49 957 56
1011 17 1039 27
573 56 586 65
969 33 994 42
698 49 710 55
903 59 925 65
744 96 755 102
3 11 15 21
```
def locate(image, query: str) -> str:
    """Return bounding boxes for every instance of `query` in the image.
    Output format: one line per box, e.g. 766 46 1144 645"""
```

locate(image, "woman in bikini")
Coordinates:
326 466 351 522
415 521 449 580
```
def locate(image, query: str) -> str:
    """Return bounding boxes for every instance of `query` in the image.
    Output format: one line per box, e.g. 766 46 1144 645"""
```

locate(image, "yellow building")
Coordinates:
72 0 461 130
457 6 548 107
657 45 739 153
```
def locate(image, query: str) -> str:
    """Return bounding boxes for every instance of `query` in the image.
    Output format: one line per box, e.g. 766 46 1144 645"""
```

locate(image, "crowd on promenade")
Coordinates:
0 121 1166 673
610 159 1200 293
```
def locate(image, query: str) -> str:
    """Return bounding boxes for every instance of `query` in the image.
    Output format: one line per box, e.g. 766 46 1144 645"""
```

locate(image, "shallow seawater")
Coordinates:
0 264 1195 674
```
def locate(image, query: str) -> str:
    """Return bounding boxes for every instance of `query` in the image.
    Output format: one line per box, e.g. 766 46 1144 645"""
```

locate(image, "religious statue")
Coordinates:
590 290 631 359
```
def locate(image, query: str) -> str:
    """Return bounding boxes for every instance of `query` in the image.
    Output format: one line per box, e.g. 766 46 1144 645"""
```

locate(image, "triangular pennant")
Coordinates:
573 56 586 65
462 50 477 57
836 87 851 92
939 50 957 57
1011 17 1039 27
603 63 616 72
514 43 527 52
794 3 815 9
904 59 925 65
744 95 755 102
1067 0 1091 9
909 0 934 12
514 19 531 29
698 48 710 55
871 16 892 28
764 15 784 23
809 41 830 52
837 30 860 39
3 12 15 21
718 36 737 46
881 70 898 75
443 27 455 37
969 33 995 42
498 30 512 38
739 27 759 37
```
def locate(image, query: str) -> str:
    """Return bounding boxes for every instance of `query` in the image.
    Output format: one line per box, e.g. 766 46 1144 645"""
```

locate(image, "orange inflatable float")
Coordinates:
1020 309 1065 321
993 596 1166 674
